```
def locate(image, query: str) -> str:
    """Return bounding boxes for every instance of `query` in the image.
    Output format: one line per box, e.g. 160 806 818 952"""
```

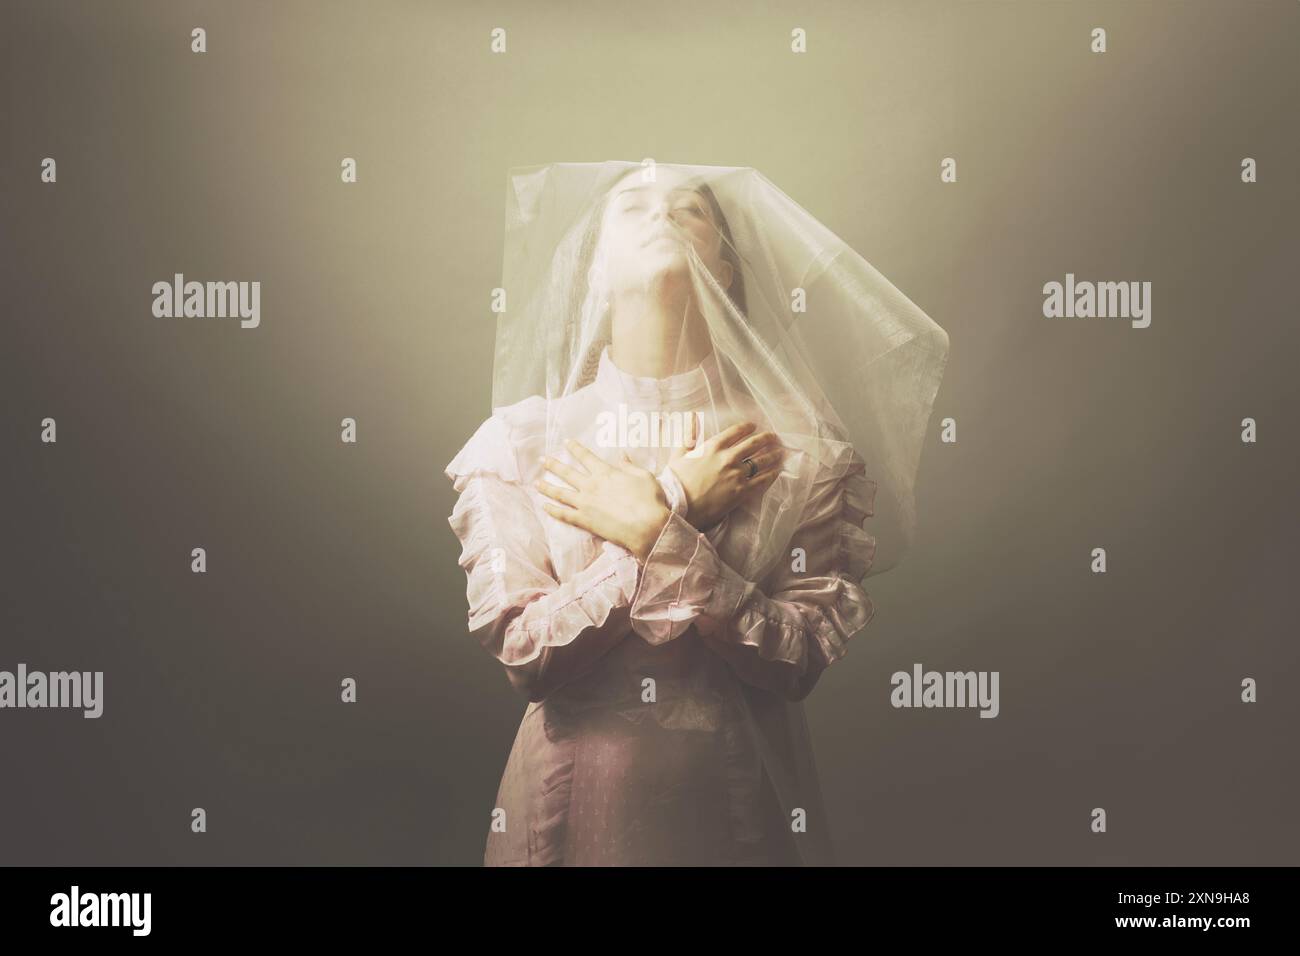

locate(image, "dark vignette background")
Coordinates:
2 0 1297 865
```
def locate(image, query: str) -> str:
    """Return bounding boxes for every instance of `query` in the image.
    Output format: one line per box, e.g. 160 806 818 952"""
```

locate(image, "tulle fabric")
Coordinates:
495 161 949 580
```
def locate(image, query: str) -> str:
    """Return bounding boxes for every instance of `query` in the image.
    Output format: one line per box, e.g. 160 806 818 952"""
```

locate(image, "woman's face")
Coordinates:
596 168 734 296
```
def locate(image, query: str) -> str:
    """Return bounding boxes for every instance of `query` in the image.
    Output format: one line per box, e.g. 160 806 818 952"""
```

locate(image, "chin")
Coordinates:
637 257 692 287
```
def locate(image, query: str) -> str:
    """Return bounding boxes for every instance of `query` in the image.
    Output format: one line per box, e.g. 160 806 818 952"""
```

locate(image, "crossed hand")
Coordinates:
535 415 785 562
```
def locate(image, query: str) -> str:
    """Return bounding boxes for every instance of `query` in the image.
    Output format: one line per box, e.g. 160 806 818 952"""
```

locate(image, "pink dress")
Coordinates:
445 346 877 865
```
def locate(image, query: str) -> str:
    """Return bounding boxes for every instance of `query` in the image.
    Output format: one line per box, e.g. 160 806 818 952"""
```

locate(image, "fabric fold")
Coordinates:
628 438 879 674
444 395 549 492
445 402 641 671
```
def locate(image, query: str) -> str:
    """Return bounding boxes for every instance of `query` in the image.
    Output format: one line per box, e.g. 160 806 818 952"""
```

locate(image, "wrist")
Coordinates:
655 464 689 516
629 505 673 563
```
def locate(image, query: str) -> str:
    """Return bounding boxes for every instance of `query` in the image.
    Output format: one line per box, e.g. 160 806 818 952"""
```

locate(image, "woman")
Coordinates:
445 162 945 865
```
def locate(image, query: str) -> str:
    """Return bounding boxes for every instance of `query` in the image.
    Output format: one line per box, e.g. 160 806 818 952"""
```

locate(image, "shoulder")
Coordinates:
444 394 550 491
786 433 877 582
799 427 877 523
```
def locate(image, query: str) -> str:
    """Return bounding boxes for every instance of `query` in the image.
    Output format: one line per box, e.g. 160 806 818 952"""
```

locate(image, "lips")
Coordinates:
642 230 681 247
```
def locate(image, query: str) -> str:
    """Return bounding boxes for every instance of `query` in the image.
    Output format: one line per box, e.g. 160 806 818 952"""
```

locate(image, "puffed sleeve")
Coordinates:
628 442 877 701
445 399 643 702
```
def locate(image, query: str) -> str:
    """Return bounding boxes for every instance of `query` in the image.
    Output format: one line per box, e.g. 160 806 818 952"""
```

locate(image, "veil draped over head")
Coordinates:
493 160 949 585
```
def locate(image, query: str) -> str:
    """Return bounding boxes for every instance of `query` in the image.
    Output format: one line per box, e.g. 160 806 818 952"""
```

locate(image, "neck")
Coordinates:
608 284 713 377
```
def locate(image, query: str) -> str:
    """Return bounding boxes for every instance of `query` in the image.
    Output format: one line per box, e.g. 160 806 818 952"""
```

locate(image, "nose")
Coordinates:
644 200 672 236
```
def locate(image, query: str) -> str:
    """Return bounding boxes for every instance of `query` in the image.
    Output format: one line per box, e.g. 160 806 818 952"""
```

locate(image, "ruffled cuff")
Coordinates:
655 464 688 515
628 511 754 645
499 542 640 665
628 442 881 672
448 475 640 668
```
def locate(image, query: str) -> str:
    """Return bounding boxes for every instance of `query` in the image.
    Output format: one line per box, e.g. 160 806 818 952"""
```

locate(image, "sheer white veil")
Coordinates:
493 160 949 583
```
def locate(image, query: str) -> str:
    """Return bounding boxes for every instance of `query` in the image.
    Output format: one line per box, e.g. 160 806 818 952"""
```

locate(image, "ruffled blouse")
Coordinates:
445 345 877 865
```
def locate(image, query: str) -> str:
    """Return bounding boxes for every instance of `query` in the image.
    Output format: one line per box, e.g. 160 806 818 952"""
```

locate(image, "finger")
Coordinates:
706 421 758 451
741 446 785 475
565 438 610 474
540 499 592 533
668 411 700 462
742 468 782 498
727 431 781 463
613 450 648 475
534 478 579 508
540 455 589 490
